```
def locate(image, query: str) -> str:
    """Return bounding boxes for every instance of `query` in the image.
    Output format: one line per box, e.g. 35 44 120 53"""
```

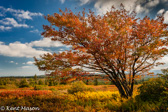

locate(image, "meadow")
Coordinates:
0 77 167 112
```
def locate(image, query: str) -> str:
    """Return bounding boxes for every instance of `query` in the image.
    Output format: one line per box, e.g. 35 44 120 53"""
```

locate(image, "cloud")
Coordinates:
30 29 40 33
157 9 165 15
21 66 32 69
0 18 29 28
0 41 50 58
0 38 68 58
29 38 64 47
0 6 43 31
60 0 65 4
9 61 18 65
146 0 159 7
26 61 34 65
0 6 43 20
156 9 168 23
9 61 14 63
163 11 168 23
80 0 90 5
135 5 144 13
152 56 168 71
0 25 12 31
93 0 161 15
134 0 160 14
94 0 137 14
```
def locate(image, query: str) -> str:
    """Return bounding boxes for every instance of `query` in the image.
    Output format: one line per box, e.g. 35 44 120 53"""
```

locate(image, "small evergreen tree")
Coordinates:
34 74 37 84
94 78 98 86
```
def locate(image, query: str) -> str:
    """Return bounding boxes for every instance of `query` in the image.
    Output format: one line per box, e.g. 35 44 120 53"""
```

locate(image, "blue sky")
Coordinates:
0 0 168 76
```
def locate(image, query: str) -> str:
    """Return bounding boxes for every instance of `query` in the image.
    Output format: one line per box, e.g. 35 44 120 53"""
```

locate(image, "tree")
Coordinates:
34 4 168 98
158 68 168 81
34 74 37 84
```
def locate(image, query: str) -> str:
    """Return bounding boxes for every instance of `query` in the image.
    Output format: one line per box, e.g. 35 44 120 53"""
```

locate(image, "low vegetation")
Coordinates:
0 75 167 111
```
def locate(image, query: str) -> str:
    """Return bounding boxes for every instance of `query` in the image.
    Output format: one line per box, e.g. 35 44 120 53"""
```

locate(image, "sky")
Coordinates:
0 0 168 76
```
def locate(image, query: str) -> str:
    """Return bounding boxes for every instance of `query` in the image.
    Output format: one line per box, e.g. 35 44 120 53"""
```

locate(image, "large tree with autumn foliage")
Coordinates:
34 5 168 98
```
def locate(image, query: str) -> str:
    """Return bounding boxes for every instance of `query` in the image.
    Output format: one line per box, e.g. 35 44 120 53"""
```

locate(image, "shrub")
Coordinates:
68 81 94 94
19 79 29 88
94 78 98 86
0 85 6 89
137 78 167 102
0 90 51 98
38 79 44 85
28 78 35 86
34 85 48 90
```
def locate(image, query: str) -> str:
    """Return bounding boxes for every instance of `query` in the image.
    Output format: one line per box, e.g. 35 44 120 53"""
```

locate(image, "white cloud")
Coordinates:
157 9 165 15
26 61 34 65
15 63 18 65
94 0 137 14
21 66 32 69
0 41 50 58
145 0 159 7
135 0 160 14
156 9 168 23
0 6 43 20
93 0 161 15
29 38 64 47
135 5 144 13
163 11 168 23
10 61 14 63
60 0 65 4
0 18 29 28
80 0 90 5
0 6 43 31
0 38 68 58
152 56 168 70
30 29 40 33
0 25 12 31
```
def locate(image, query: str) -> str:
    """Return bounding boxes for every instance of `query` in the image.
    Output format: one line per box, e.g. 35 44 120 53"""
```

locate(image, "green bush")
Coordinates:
28 78 35 87
68 81 94 94
38 79 44 85
137 78 167 102
19 79 29 88
0 85 6 89
34 85 48 90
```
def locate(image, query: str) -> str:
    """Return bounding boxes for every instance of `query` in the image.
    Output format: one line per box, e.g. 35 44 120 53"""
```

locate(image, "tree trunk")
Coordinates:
111 78 133 98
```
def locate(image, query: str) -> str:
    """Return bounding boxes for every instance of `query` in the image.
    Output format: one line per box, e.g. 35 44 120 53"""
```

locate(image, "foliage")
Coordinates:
28 78 35 87
0 78 11 85
38 79 44 85
34 85 48 90
0 83 167 111
68 81 94 94
74 91 119 101
158 68 168 82
137 78 167 102
34 4 168 98
94 78 98 86
19 79 29 88
34 74 37 84
0 90 51 98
